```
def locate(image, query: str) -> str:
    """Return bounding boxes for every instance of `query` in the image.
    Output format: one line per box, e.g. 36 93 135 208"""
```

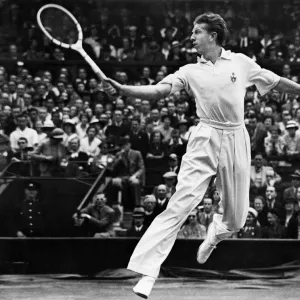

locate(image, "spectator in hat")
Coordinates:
74 192 115 238
127 207 147 238
177 209 207 239
237 207 262 238
41 120 55 142
143 195 157 230
262 209 285 238
165 153 180 174
283 170 300 199
30 128 66 176
167 41 186 62
283 197 298 239
283 120 300 162
14 181 47 237
162 171 177 199
110 135 145 208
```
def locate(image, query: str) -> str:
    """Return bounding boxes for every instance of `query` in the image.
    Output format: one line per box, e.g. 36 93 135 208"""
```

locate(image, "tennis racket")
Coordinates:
37 3 108 81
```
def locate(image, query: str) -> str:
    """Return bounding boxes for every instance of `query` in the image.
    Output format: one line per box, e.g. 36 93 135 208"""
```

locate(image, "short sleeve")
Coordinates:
158 67 190 95
245 56 280 96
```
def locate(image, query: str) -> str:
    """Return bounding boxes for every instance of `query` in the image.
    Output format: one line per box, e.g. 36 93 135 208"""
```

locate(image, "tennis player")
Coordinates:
104 12 300 299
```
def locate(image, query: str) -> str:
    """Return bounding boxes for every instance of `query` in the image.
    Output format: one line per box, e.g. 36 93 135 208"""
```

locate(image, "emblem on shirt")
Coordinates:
231 72 237 83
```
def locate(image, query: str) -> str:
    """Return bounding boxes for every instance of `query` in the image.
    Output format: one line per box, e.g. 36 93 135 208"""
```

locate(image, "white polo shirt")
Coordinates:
10 127 39 150
160 49 280 123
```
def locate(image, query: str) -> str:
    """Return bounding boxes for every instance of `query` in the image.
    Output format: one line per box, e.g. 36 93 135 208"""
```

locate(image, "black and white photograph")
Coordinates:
0 0 300 299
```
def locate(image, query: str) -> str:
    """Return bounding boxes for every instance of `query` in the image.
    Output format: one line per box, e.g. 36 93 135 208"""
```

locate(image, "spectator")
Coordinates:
64 137 90 176
284 120 300 163
283 197 298 239
9 137 32 164
177 209 206 239
264 186 284 218
129 117 149 159
253 196 269 227
197 197 215 231
162 172 177 199
164 153 180 174
0 133 10 171
264 125 287 159
74 192 115 237
93 140 115 170
262 209 285 238
153 184 169 217
80 126 101 157
13 181 47 237
127 207 147 238
111 136 145 208
105 110 130 143
147 130 166 161
143 194 157 230
237 207 262 238
76 113 90 140
10 113 38 152
41 120 55 142
62 119 78 147
30 128 66 176
283 170 300 199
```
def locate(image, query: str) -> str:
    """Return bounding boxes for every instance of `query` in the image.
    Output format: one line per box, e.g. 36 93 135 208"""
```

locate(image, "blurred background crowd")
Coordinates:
0 0 300 240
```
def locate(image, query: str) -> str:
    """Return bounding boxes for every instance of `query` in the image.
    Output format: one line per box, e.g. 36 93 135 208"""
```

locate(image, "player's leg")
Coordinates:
197 126 251 263
128 123 220 298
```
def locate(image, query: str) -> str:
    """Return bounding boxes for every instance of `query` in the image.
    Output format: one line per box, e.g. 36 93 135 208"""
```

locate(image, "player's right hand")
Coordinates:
103 78 124 95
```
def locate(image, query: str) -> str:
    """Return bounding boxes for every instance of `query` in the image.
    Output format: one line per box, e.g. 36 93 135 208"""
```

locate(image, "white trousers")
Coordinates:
128 119 251 278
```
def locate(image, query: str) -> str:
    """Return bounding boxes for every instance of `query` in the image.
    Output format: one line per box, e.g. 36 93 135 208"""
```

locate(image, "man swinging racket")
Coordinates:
104 12 300 299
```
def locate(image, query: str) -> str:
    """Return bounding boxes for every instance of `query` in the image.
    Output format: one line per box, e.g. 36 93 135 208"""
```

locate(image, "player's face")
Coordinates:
191 23 212 54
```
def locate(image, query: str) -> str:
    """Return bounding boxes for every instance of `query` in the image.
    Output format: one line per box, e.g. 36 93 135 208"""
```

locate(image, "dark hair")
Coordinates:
87 125 99 135
150 130 164 143
131 116 141 124
18 137 28 143
263 115 275 125
79 113 91 123
193 12 228 45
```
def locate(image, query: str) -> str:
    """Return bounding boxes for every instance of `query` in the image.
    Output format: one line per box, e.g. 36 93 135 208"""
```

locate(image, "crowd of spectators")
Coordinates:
1 0 300 239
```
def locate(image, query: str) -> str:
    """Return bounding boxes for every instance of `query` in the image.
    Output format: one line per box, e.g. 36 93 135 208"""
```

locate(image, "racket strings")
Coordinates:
39 8 78 45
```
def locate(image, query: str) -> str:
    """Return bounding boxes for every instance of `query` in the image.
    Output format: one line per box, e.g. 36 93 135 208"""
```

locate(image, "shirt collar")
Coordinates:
197 48 232 64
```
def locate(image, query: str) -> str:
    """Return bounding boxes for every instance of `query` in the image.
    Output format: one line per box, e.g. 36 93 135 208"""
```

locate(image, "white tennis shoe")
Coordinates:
197 222 221 264
133 275 156 299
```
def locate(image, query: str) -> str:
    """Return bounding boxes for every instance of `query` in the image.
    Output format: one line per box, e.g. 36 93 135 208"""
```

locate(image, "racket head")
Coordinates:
37 4 83 51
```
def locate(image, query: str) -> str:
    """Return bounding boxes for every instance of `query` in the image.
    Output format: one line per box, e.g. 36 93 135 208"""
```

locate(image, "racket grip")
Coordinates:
80 50 107 81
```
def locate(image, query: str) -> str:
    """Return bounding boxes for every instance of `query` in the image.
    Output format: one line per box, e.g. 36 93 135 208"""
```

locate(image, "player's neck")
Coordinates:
202 46 222 64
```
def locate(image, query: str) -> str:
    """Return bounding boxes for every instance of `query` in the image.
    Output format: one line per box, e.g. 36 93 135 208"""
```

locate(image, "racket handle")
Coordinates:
79 49 107 81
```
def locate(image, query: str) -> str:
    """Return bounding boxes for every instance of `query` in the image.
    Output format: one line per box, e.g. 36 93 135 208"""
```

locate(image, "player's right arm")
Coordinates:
103 78 171 100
